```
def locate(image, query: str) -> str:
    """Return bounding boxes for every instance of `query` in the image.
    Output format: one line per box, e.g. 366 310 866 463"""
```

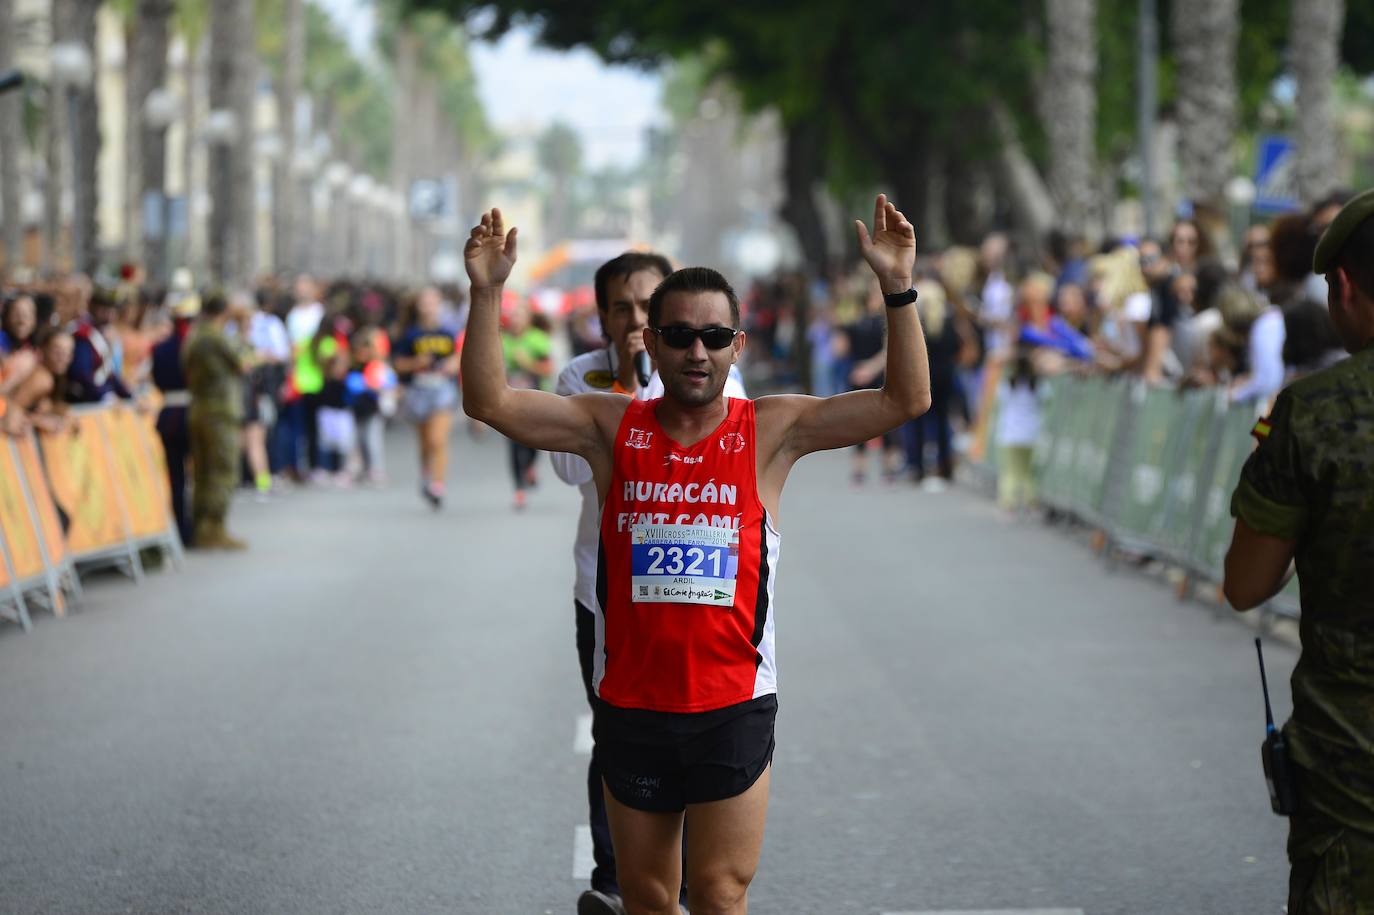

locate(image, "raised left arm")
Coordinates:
759 195 930 461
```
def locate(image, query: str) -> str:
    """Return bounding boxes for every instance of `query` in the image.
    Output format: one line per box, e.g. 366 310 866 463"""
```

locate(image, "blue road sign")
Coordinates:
1254 135 1300 214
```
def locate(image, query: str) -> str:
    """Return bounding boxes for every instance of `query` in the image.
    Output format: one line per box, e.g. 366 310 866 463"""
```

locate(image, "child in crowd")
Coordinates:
315 316 356 486
996 347 1042 516
347 326 395 485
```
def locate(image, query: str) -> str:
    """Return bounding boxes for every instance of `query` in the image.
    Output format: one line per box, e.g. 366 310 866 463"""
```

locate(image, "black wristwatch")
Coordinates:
883 286 918 308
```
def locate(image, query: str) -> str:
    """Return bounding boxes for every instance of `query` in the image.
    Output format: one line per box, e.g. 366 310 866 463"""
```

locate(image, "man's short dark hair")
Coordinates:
594 251 674 312
1334 216 1374 302
648 267 740 328
202 290 229 318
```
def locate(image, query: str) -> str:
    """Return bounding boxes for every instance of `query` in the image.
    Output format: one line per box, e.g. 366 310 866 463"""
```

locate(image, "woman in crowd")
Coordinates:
393 286 461 509
904 279 960 489
996 346 1042 516
8 327 75 433
1089 246 1153 376
1 293 38 354
0 294 40 404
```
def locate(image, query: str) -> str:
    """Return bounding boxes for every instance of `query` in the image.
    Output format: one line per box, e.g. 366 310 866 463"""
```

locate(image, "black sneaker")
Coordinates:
577 889 626 915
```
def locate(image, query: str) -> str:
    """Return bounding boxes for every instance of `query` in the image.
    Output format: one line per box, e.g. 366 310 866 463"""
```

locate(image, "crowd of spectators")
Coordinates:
2 193 1350 526
0 267 567 544
740 193 1351 499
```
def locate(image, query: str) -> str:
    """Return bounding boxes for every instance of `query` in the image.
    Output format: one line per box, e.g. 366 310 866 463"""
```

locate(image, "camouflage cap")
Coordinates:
1313 187 1374 274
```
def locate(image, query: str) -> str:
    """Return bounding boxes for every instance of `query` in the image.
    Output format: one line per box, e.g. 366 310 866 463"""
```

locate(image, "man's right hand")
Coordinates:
464 207 518 289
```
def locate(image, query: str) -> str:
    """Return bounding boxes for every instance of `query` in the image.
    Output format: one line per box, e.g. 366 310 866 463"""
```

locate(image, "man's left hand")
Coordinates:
855 194 916 295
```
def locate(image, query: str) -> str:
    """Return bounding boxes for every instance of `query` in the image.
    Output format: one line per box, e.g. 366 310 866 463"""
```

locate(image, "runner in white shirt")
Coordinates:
550 252 745 915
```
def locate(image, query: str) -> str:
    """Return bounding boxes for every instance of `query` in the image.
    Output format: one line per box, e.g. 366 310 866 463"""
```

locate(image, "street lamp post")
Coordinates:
1137 0 1159 240
49 41 94 275
347 172 373 276
323 160 351 276
142 86 178 283
204 107 239 285
256 130 284 276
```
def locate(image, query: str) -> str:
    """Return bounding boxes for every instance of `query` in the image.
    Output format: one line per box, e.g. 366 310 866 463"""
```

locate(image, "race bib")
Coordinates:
630 523 739 606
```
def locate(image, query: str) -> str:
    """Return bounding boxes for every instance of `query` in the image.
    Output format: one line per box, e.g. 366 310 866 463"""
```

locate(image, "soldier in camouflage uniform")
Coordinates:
1225 188 1374 913
183 291 249 550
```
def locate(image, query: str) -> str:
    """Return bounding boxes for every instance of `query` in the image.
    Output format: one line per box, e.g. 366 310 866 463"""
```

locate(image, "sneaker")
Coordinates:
577 889 626 915
920 477 948 494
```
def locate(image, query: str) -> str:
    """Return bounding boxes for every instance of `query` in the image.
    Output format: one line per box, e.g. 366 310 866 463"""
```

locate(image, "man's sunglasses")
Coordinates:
652 325 740 350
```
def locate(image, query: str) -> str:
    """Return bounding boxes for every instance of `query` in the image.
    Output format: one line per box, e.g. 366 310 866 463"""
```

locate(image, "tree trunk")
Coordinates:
922 145 950 252
989 101 1056 248
131 0 173 278
208 0 256 287
0 0 21 277
1171 0 1240 211
390 26 418 282
1292 0 1346 206
275 0 303 274
778 120 828 275
1041 0 1099 241
71 0 99 277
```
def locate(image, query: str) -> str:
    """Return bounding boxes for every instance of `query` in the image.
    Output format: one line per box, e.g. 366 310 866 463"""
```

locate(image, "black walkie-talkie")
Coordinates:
1256 637 1297 816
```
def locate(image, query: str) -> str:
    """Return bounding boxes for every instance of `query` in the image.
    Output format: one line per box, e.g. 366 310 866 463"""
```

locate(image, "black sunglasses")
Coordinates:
652 325 740 350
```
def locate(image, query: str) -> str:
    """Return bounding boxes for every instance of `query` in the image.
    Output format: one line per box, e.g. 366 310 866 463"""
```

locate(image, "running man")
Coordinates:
462 196 929 915
551 251 747 915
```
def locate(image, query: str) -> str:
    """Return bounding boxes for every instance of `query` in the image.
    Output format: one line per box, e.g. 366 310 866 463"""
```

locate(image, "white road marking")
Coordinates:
573 825 594 880
574 713 594 755
882 910 1084 915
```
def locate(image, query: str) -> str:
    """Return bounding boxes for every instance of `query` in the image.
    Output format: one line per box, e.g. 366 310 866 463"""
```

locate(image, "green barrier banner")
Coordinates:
1143 389 1219 557
1071 380 1125 521
1190 404 1260 578
1112 385 1184 540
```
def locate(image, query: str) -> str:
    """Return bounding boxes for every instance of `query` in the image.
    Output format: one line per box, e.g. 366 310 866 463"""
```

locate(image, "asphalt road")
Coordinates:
0 424 1297 915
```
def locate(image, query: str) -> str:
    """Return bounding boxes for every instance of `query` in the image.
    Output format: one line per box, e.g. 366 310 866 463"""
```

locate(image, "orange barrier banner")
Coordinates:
13 435 68 569
0 440 45 580
39 414 130 558
102 408 170 540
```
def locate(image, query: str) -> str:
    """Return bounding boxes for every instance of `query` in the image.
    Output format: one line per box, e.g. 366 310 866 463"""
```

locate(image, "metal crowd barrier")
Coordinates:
970 374 1298 620
0 404 182 632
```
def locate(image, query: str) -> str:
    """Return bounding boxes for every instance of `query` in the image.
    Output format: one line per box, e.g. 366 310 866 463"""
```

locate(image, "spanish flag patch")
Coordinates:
1252 417 1273 441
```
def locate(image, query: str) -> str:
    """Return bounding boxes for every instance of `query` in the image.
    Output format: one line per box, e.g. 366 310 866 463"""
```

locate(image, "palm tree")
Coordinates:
0 0 21 278
1292 0 1347 205
1041 0 1099 241
1171 0 1240 211
275 0 304 274
208 0 256 286
46 0 100 276
123 0 174 276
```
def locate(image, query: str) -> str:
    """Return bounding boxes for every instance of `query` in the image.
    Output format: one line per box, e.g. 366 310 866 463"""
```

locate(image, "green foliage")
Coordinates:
174 0 211 53
403 0 1369 209
375 2 498 158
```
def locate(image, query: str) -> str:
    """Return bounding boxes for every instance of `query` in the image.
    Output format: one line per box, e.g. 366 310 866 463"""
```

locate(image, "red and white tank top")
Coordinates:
595 397 780 713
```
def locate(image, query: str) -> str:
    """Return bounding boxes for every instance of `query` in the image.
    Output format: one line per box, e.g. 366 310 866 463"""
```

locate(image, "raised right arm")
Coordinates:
460 208 623 461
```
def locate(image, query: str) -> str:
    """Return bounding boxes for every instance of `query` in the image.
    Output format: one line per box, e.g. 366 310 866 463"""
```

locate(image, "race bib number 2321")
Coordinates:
630 523 739 606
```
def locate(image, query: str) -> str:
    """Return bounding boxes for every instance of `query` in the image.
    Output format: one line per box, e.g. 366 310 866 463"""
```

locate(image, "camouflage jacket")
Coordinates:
183 321 246 420
1231 345 1374 835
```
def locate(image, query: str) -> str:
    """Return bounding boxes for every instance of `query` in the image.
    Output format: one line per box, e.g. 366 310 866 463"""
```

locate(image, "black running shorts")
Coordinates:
592 695 777 813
